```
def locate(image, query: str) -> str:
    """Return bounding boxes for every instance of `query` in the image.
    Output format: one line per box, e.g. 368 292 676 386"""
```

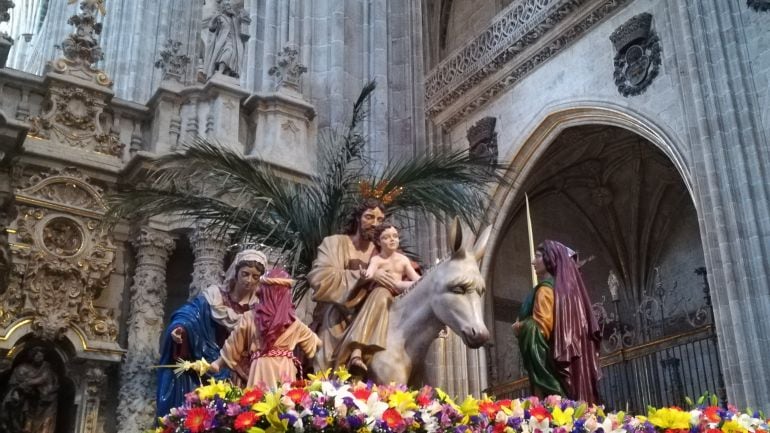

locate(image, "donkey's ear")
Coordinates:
447 217 463 253
473 225 492 262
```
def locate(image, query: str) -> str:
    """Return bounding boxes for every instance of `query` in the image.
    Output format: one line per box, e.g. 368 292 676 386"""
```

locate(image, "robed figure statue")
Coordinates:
514 240 601 403
156 249 267 417
204 0 250 79
0 347 60 433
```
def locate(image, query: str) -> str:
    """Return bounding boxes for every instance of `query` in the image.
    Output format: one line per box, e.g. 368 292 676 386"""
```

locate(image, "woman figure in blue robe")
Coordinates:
156 249 267 417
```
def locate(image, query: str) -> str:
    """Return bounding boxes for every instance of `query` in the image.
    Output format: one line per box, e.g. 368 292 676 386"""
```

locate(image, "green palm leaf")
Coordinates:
107 81 505 298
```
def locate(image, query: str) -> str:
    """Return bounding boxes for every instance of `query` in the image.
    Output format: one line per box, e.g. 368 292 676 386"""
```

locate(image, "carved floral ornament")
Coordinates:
609 13 661 97
28 84 123 157
423 0 632 126
0 167 119 345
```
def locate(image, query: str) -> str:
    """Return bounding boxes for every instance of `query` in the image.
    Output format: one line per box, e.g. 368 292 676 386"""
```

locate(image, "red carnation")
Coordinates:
234 411 260 431
286 388 308 404
184 407 212 433
353 388 372 402
530 405 552 422
240 388 265 406
382 408 405 429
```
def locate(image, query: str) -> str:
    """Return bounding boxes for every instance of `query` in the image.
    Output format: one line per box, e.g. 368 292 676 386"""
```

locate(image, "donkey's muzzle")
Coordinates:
461 326 490 348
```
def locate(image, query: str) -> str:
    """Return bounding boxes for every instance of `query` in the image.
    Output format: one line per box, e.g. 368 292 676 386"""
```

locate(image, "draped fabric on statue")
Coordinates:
255 269 297 354
541 240 602 403
156 295 231 418
517 279 565 397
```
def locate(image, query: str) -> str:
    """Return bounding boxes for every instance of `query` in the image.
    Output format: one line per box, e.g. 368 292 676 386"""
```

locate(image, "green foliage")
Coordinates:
107 81 506 299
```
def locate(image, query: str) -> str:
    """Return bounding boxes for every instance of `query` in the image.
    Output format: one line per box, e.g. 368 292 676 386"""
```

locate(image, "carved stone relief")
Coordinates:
155 39 191 83
203 0 250 80
268 45 308 91
609 13 661 97
747 0 770 11
467 116 498 166
424 0 632 126
0 167 119 344
48 0 111 87
28 85 124 157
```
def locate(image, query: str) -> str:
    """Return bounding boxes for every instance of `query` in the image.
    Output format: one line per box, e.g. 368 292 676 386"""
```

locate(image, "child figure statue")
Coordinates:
341 223 421 373
211 268 321 389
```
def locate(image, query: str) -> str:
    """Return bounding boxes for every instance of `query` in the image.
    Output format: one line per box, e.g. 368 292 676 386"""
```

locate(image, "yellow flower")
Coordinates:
358 428 372 433
247 428 266 433
647 408 692 429
436 387 458 409
389 390 419 412
196 378 230 400
458 395 480 424
308 368 332 381
252 391 284 416
334 365 352 382
722 420 749 433
266 411 289 433
552 406 575 427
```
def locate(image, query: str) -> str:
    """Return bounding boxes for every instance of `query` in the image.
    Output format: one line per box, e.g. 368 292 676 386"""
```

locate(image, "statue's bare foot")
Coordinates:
348 356 368 375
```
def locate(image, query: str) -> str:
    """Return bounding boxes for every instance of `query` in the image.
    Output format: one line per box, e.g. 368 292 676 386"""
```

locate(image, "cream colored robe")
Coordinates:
220 311 320 389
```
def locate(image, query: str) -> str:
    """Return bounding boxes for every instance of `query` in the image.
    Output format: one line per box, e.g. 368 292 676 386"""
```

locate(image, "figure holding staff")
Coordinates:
513 195 601 403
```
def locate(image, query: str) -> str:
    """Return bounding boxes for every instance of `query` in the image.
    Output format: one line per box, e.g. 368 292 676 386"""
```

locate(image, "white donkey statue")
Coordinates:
314 219 492 385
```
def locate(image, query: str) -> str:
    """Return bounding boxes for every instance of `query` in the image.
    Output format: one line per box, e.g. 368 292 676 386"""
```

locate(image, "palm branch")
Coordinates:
107 81 505 298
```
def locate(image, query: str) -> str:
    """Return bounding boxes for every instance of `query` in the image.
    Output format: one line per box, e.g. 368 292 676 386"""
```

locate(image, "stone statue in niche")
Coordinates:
204 0 251 80
747 0 770 12
467 117 498 166
0 347 60 433
609 13 661 97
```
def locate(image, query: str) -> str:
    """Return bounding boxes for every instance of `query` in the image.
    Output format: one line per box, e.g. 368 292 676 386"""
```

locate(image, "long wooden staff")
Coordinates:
526 193 538 286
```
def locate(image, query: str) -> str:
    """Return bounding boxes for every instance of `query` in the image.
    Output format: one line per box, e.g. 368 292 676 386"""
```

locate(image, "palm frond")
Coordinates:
366 148 507 228
106 81 507 301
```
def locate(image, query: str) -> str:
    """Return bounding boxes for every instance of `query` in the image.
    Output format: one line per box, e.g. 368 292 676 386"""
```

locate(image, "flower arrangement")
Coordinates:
153 367 768 433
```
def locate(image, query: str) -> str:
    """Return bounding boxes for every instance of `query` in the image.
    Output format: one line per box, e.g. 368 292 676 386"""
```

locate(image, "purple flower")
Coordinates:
225 403 242 417
347 415 364 429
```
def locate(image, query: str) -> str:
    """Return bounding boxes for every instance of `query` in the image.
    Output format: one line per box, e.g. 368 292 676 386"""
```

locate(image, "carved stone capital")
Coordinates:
131 227 175 269
189 229 227 298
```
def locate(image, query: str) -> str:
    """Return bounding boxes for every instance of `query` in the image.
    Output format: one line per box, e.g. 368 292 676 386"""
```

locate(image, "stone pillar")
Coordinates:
666 1 770 409
117 228 175 433
188 229 227 299
76 364 108 433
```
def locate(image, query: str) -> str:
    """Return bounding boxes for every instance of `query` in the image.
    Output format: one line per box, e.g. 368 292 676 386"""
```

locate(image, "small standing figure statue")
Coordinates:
204 0 250 79
340 223 421 374
0 347 60 433
210 268 321 389
513 240 601 403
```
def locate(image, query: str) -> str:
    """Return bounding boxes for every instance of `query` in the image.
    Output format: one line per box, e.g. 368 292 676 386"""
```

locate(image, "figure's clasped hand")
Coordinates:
171 326 184 344
512 321 521 337
372 268 398 290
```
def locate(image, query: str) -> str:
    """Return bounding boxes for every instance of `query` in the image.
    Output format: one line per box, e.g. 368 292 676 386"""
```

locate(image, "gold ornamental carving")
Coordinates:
28 85 123 157
0 168 119 344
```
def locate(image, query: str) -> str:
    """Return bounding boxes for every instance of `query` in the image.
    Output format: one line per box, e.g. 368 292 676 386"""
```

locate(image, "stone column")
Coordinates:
117 228 175 433
76 364 108 433
665 1 770 409
188 229 227 299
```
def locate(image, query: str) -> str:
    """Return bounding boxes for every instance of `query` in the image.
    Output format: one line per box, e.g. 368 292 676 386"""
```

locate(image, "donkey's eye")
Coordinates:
450 285 465 294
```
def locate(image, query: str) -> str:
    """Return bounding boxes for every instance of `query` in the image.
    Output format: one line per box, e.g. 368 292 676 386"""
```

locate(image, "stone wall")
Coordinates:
425 0 770 410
